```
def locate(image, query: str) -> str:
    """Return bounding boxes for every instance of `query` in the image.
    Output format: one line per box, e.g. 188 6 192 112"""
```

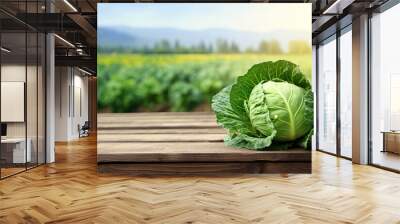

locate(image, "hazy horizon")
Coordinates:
98 25 306 34
98 3 311 53
98 3 311 34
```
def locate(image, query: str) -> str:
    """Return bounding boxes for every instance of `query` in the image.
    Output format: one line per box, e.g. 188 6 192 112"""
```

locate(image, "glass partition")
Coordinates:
339 28 352 158
1 30 28 177
370 4 400 171
0 2 46 179
317 36 337 154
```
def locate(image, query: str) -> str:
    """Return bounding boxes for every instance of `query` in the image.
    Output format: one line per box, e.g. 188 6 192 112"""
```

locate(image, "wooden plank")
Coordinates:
97 133 225 142
98 117 217 124
98 112 219 129
97 128 226 135
98 114 215 123
98 121 218 129
97 113 218 129
97 142 311 163
98 112 213 117
98 115 216 121
97 162 311 175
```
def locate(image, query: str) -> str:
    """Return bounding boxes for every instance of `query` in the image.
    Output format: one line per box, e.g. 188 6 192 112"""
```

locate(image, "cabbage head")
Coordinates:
211 60 313 150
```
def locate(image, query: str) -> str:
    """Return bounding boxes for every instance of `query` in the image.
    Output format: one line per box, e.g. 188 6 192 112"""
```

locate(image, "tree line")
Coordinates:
99 39 311 54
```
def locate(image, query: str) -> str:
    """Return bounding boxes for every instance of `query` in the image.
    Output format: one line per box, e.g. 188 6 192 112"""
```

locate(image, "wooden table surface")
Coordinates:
97 112 311 174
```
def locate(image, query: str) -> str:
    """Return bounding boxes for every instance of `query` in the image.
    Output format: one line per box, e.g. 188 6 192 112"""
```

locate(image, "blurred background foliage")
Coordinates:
98 51 312 113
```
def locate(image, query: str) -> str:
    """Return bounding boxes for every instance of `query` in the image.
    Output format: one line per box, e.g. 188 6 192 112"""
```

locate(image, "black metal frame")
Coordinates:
25 2 28 172
336 24 341 158
0 0 47 180
0 18 2 179
367 10 373 166
315 44 319 151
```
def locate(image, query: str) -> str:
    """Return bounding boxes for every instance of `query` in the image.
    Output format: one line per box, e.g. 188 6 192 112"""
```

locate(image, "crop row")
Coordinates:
97 54 311 112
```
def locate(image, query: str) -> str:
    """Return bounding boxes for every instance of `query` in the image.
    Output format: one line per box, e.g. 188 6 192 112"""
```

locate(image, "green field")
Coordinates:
98 53 312 113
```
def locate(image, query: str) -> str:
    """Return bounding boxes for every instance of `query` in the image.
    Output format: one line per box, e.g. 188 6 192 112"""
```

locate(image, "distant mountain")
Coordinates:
98 27 143 47
98 26 309 51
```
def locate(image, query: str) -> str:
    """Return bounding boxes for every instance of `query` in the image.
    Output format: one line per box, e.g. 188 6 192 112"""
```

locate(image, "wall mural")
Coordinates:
97 3 313 174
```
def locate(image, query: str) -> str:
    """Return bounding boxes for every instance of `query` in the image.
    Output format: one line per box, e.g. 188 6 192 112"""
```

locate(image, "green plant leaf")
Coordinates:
211 85 254 135
303 89 314 132
224 133 275 150
248 83 277 138
297 128 313 149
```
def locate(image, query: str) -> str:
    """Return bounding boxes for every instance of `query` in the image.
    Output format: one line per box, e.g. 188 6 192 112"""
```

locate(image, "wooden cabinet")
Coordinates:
382 132 400 154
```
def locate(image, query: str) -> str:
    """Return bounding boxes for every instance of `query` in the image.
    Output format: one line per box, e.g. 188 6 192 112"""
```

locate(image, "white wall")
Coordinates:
1 65 26 81
55 67 70 141
1 65 27 138
1 82 25 122
71 73 89 138
55 67 89 141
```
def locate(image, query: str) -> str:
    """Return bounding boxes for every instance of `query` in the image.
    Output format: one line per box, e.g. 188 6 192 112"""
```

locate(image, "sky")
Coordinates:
98 3 311 33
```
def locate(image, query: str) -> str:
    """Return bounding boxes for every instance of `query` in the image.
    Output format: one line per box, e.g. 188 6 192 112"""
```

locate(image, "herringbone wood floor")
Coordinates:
1 135 400 224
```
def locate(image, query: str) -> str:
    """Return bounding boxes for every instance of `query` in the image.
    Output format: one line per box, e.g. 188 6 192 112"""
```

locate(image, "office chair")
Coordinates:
79 121 90 138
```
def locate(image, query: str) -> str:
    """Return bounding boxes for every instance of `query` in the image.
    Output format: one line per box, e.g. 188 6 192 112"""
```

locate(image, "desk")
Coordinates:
1 138 31 163
382 131 400 154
